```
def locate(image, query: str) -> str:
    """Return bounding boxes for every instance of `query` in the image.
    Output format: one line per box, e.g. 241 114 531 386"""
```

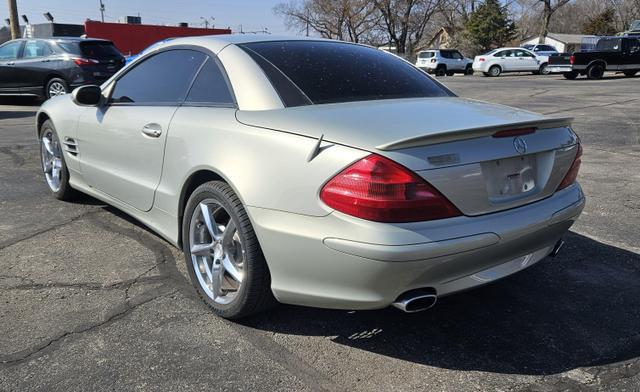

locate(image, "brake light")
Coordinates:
479 58 485 62
320 154 462 222
430 58 436 63
493 128 536 138
73 57 99 66
557 144 582 190
569 55 575 65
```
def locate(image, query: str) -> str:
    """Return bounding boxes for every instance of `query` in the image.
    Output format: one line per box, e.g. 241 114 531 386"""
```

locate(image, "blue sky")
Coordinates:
1 0 291 35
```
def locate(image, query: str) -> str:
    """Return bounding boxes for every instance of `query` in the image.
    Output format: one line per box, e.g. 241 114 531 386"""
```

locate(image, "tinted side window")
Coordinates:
0 41 22 60
23 40 52 58
539 45 556 51
111 50 205 104
185 57 234 105
440 51 452 59
240 41 450 106
452 51 463 59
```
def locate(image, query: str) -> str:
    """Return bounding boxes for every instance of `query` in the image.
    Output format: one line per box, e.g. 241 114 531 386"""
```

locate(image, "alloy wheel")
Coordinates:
48 81 67 97
41 130 63 192
189 199 245 304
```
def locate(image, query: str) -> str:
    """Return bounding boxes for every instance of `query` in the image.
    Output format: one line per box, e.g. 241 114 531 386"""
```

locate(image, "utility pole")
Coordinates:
7 0 20 39
99 0 105 23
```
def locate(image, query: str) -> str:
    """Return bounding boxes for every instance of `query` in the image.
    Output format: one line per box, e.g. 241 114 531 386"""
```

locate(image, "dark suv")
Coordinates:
0 37 125 99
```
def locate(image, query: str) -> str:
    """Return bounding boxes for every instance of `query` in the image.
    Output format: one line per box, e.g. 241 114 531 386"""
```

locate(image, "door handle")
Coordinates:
41 58 50 63
6 62 15 66
141 123 162 138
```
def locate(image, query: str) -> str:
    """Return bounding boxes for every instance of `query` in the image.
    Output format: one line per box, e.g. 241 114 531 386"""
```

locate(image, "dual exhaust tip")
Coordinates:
392 239 566 313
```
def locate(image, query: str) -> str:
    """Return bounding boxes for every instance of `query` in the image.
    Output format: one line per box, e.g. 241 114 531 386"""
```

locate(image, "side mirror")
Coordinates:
72 85 102 106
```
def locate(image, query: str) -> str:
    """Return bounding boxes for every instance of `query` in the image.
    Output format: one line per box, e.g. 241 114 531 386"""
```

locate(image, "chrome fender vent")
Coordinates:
62 137 79 156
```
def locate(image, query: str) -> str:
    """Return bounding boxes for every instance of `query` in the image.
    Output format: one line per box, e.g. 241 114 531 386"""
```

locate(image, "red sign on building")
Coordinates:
84 21 231 55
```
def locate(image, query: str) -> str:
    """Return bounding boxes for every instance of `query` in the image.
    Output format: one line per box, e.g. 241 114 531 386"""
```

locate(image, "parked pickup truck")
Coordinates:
548 36 640 79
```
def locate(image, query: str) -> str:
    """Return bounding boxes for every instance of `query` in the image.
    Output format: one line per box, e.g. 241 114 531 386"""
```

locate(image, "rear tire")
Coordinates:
539 63 550 75
623 70 638 77
446 71 455 76
586 63 605 80
563 71 579 80
488 65 501 77
435 65 447 77
464 65 474 75
45 78 69 99
182 181 276 319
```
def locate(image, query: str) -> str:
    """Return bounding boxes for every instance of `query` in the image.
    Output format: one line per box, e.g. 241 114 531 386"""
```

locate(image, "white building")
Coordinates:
521 33 595 53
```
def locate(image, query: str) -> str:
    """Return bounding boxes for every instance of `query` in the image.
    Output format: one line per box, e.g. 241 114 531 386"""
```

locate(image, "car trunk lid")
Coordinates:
236 97 578 215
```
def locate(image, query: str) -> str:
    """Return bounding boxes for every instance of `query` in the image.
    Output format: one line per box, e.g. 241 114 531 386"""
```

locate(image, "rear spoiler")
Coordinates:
376 116 574 151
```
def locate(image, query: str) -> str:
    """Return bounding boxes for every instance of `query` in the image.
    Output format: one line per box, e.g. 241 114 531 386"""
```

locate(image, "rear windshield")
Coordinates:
418 51 435 58
58 41 122 58
239 41 451 106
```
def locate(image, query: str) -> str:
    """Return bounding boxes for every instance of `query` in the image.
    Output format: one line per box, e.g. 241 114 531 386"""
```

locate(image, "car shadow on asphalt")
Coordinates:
0 111 38 120
0 97 41 106
241 232 640 376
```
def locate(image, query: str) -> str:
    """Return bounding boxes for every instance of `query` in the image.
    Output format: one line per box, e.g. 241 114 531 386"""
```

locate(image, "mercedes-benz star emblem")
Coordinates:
513 137 527 155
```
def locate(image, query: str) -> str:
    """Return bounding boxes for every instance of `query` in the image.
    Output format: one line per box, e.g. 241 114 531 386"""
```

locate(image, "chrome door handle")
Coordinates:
141 123 162 138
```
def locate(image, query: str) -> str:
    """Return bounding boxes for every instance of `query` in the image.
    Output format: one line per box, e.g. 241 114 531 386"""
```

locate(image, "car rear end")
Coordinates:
56 39 125 88
472 50 495 73
231 39 584 311
415 50 438 73
548 53 574 74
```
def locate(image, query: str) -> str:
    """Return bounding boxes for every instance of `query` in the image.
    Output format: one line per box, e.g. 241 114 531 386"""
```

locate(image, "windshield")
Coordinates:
418 52 435 58
240 41 451 106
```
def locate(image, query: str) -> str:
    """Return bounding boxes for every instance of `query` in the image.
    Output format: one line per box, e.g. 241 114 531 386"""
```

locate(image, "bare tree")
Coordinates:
374 0 445 55
274 0 381 43
538 0 571 42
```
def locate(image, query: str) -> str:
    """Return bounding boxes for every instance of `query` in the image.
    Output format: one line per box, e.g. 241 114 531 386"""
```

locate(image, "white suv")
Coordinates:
473 47 550 77
415 49 474 76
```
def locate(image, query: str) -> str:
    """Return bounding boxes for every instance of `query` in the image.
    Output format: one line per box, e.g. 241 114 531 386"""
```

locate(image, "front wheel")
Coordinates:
39 120 78 200
45 78 69 99
435 66 447 77
182 181 276 319
464 66 474 75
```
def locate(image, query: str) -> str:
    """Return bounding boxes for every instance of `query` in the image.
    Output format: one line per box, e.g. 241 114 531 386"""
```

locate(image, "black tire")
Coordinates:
539 63 550 75
586 63 605 80
623 70 638 77
446 71 455 76
182 181 276 319
45 77 69 99
435 65 447 77
563 71 579 80
482 72 491 77
464 65 474 75
39 120 79 201
488 65 501 77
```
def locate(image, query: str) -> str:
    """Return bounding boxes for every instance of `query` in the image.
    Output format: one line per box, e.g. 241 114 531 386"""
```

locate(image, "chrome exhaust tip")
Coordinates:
550 239 565 257
392 288 437 313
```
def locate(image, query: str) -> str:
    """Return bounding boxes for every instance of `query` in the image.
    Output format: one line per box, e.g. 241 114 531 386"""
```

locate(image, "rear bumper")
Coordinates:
548 65 573 73
249 184 585 310
472 62 489 72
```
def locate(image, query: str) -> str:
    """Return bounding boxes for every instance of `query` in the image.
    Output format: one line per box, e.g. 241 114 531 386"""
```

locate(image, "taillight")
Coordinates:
479 57 485 62
430 58 436 63
320 154 462 223
73 57 99 66
557 144 582 190
569 55 575 65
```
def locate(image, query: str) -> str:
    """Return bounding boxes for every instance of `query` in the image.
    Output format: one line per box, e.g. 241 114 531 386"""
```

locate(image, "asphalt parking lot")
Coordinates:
0 73 639 391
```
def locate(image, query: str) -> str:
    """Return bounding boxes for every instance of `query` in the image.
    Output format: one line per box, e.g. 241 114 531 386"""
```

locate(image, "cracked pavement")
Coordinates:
0 74 639 391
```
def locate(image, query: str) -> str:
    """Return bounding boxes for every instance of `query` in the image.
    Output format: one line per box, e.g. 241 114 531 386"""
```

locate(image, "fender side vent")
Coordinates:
63 137 79 156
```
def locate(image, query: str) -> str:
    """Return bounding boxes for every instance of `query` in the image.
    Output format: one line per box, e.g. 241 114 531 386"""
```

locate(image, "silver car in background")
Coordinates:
37 35 584 319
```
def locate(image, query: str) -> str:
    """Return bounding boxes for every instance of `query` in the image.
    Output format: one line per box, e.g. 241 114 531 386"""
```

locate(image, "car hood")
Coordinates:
236 97 568 151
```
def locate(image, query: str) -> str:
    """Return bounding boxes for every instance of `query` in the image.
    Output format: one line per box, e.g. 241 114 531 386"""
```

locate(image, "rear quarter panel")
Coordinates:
154 106 369 221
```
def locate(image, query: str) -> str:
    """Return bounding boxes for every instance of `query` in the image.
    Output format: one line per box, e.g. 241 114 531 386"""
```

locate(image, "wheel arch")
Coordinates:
36 111 51 138
586 59 607 70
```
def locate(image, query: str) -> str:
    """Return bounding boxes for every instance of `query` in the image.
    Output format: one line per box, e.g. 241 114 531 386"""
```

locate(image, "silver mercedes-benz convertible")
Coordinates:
36 35 584 319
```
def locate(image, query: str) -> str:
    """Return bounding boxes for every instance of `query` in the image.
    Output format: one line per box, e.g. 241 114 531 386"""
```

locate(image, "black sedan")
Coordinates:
0 37 125 100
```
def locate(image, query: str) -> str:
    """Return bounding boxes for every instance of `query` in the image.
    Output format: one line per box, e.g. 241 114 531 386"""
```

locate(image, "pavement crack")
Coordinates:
0 145 25 166
542 97 640 115
0 287 178 367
